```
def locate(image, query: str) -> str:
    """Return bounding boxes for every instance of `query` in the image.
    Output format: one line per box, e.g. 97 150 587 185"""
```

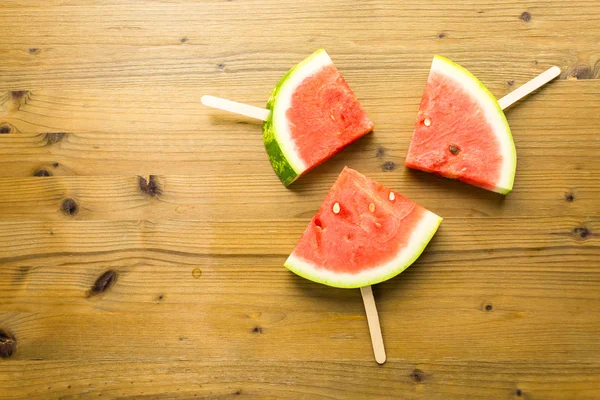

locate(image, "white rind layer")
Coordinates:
272 49 333 174
284 210 442 289
431 56 517 194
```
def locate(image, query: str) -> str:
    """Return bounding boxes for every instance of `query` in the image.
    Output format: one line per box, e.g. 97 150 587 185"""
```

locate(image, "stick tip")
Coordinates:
376 353 387 365
200 95 211 106
549 66 561 77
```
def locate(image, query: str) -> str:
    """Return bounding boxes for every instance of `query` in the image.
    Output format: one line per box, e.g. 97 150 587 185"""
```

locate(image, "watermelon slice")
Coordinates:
405 55 517 194
285 167 442 288
263 49 374 186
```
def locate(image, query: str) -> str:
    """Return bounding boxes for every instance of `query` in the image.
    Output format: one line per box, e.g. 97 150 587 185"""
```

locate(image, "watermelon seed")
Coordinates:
389 192 395 201
369 203 375 213
449 145 460 155
375 222 382 228
333 202 341 214
424 118 431 127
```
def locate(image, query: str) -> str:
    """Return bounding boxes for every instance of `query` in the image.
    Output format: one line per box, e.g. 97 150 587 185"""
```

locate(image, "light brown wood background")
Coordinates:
0 1 599 399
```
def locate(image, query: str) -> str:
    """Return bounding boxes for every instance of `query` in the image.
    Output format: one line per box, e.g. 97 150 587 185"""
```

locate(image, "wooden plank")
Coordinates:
0 218 597 264
0 82 598 151
4 303 595 362
0 83 597 179
1 360 598 400
2 255 599 312
0 170 597 221
0 0 598 90
1 295 599 362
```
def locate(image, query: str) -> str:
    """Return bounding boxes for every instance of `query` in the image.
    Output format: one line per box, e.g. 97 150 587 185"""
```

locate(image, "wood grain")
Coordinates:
1 0 599 399
2 360 598 400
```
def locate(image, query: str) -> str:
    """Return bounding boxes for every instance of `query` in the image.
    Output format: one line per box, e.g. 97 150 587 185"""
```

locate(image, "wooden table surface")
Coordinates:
1 1 599 399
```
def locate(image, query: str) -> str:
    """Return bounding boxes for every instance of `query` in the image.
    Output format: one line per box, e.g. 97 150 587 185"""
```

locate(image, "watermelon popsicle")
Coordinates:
285 167 442 364
405 56 560 194
202 49 374 186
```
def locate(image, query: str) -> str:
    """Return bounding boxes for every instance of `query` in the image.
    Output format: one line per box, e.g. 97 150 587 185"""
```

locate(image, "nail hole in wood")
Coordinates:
564 193 575 202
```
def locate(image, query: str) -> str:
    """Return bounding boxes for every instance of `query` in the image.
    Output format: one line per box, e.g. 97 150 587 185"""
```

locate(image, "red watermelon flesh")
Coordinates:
286 65 374 171
405 56 516 194
263 49 374 186
285 167 442 288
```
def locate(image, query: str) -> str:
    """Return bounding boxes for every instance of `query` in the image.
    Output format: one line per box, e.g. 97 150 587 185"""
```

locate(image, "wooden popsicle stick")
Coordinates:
201 95 270 121
360 285 386 364
498 66 561 110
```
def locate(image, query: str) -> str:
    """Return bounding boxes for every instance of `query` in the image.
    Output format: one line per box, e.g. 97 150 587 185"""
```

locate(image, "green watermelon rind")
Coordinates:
262 70 299 186
432 55 517 194
284 211 443 289
262 49 332 186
